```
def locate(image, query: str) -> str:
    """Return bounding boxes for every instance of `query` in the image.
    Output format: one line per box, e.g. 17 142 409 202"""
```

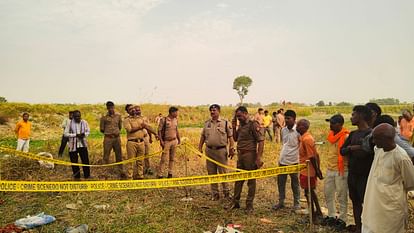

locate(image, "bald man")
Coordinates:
296 119 323 223
362 124 414 233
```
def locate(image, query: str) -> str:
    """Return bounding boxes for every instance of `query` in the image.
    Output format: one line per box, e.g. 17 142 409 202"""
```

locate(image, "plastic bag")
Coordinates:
15 212 56 229
37 152 55 169
64 224 88 233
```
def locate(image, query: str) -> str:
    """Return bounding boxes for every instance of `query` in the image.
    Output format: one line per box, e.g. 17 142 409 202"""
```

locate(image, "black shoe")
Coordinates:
333 218 346 231
230 203 240 210
120 173 128 180
167 173 173 178
157 175 164 179
345 224 357 232
272 203 285 211
321 216 336 226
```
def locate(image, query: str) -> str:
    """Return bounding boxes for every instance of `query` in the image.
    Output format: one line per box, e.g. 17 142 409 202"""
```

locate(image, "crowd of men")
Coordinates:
13 102 414 233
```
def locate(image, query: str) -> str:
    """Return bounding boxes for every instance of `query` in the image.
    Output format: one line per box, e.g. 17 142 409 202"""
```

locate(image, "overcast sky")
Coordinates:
0 0 413 106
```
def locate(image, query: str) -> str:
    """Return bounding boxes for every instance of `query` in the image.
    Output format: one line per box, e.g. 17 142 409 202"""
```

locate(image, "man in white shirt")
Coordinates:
64 110 91 180
58 111 73 157
362 123 414 233
272 110 301 210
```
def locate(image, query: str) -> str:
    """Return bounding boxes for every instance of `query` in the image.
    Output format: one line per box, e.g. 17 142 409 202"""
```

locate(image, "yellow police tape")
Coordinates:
0 146 162 167
0 144 244 172
0 164 306 192
182 142 245 172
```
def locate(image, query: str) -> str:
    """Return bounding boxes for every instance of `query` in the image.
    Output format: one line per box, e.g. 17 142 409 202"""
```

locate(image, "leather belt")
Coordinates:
105 134 119 138
164 138 176 141
207 145 226 150
237 149 256 154
128 138 144 143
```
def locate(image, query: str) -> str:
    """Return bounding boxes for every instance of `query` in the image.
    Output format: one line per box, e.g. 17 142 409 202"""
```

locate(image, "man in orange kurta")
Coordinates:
297 119 324 223
15 112 32 152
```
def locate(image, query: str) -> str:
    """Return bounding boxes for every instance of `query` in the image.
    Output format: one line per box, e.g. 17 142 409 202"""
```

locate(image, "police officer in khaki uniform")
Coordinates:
123 105 158 180
157 106 180 178
231 106 264 212
135 105 156 175
143 132 153 175
100 101 126 178
198 104 235 200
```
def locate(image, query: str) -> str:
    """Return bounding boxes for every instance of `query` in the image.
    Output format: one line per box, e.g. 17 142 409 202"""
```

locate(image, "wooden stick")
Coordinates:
306 160 313 232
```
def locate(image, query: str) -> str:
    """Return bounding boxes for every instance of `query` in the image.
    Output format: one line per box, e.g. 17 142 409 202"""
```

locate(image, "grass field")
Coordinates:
1 103 413 232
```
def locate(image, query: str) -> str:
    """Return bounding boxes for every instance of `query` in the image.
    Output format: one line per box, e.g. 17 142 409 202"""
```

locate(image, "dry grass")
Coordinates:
1 137 324 233
1 104 414 232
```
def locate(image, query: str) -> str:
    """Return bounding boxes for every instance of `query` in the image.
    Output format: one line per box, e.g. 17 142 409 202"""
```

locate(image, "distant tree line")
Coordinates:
315 98 402 107
369 98 400 105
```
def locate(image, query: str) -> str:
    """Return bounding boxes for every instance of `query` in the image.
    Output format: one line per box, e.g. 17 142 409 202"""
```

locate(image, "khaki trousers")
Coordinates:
205 147 229 196
274 126 282 143
126 141 145 179
157 139 178 176
233 151 257 207
103 136 124 175
144 141 150 170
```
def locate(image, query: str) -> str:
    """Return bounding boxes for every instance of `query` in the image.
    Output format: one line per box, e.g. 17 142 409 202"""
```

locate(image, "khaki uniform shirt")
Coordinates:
141 116 150 142
236 119 264 152
158 116 178 141
201 117 232 147
276 113 285 127
100 112 122 136
123 116 147 140
254 113 264 127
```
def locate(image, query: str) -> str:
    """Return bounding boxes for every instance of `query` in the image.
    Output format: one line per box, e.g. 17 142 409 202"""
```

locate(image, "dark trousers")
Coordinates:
103 136 124 175
144 141 151 171
348 173 368 230
233 151 257 207
264 127 273 141
58 135 69 156
277 163 300 207
69 147 90 178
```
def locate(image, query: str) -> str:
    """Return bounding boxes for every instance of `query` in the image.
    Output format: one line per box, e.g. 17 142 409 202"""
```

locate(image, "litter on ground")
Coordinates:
14 212 55 229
